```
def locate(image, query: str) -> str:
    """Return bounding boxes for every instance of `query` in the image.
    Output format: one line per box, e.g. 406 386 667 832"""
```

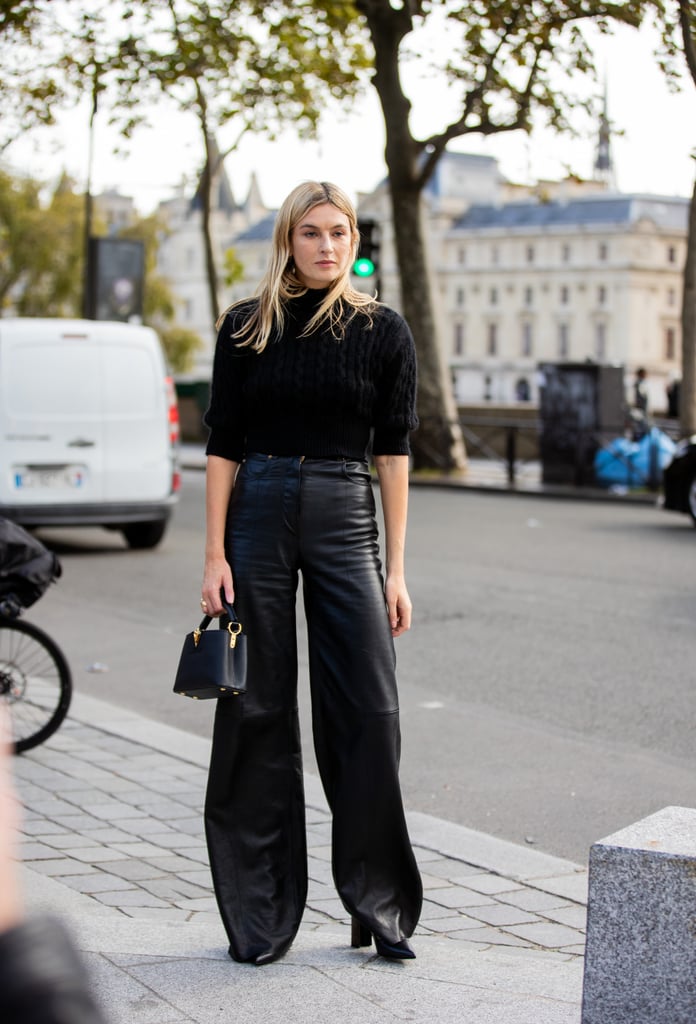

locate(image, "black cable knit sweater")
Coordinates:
204 290 418 462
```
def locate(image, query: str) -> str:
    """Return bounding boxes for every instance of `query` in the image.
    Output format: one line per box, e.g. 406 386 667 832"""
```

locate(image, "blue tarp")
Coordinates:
594 428 676 488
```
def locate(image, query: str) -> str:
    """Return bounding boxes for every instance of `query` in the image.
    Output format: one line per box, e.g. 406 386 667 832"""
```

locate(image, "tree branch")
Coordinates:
678 0 696 88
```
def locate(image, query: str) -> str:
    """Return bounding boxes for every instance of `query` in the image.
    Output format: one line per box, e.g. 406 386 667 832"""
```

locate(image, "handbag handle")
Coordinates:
198 592 240 631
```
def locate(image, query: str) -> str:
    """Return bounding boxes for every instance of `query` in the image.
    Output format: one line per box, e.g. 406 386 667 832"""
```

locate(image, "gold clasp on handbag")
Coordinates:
193 628 201 647
227 622 242 649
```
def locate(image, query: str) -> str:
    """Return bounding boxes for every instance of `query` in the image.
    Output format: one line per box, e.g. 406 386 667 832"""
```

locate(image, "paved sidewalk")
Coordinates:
13 693 588 1023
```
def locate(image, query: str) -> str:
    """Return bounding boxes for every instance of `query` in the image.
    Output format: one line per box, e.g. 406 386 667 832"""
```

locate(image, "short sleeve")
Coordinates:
372 311 418 456
203 312 251 463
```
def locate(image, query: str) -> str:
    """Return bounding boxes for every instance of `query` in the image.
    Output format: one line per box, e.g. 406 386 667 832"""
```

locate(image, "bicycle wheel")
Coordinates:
0 618 72 753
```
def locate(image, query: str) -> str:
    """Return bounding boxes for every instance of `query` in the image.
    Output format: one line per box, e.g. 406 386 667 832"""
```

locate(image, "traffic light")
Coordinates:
353 219 380 283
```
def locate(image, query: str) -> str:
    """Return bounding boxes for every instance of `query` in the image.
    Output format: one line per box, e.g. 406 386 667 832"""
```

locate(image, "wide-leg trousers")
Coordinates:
204 454 423 964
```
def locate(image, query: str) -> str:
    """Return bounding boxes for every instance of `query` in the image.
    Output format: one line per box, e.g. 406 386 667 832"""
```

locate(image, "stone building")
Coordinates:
440 193 688 410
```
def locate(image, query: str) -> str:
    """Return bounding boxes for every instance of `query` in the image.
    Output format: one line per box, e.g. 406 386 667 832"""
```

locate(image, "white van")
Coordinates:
0 318 180 549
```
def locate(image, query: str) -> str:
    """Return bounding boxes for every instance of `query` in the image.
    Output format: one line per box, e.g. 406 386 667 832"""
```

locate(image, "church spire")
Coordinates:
593 80 616 190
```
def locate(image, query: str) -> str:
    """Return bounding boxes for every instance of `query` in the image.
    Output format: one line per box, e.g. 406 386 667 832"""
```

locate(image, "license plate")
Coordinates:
13 465 87 489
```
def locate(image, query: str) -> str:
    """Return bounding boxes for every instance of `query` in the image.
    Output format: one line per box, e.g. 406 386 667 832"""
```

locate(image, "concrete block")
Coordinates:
582 806 696 1024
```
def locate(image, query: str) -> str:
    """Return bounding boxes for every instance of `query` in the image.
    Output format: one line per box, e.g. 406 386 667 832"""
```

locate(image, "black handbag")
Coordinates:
173 597 247 700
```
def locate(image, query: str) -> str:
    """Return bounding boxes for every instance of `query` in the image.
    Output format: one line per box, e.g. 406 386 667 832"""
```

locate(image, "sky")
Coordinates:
6 16 695 215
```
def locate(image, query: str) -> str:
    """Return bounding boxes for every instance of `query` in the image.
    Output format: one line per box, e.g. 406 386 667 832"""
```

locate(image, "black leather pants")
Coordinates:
204 454 423 964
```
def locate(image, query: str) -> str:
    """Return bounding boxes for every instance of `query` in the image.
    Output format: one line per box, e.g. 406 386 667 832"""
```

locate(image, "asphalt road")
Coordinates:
24 470 696 865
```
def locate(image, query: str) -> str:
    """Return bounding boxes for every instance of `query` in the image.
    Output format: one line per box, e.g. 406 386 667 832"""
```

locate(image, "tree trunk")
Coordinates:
386 174 467 470
199 136 220 324
362 0 466 471
680 175 696 437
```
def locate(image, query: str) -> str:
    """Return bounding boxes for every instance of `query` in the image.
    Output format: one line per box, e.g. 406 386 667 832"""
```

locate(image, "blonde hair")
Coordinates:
216 181 376 352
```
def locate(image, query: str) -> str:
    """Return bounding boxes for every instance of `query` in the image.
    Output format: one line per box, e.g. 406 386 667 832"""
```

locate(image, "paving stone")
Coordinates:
69 828 134 845
419 900 477 921
426 886 499 910
464 903 540 927
310 844 333 862
172 817 205 837
417 857 485 880
118 906 193 923
109 817 179 837
20 841 67 860
172 896 218 912
308 897 350 922
504 920 585 948
139 878 211 901
539 904 588 930
68 846 129 863
418 914 482 932
93 889 172 908
147 832 203 849
141 855 203 872
110 841 171 858
49 814 107 831
35 834 90 850
20 819 67 836
24 857 91 875
497 888 574 913
176 869 213 887
58 873 137 894
22 797 83 817
461 875 526 896
447 925 534 947
127 797 193 819
420 872 454 890
100 859 169 882
80 801 149 821
174 847 208 864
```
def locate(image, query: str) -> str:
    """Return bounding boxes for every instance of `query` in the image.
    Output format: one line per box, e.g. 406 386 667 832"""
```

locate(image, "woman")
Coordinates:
201 180 423 966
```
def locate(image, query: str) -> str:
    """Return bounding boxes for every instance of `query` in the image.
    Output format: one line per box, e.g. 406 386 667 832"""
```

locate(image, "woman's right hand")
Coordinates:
201 557 234 617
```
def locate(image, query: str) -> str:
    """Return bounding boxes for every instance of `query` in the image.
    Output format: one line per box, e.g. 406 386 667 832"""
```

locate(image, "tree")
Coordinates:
0 168 198 366
0 2 64 152
352 1 652 469
117 0 370 324
118 210 204 371
652 0 696 434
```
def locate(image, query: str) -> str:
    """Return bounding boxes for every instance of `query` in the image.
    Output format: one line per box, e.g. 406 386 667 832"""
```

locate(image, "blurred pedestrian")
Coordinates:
200 180 423 965
633 367 649 415
0 708 108 1023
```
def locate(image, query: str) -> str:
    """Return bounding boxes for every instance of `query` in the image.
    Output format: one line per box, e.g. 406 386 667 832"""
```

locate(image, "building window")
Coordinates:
668 245 677 264
667 288 676 307
595 322 607 360
453 323 465 355
491 245 499 265
526 245 535 264
562 244 571 262
558 323 570 358
487 323 498 356
458 247 466 265
184 299 193 321
560 285 569 305
665 326 677 360
456 287 465 307
490 287 498 305
521 322 533 357
524 286 533 307
599 242 608 261
598 285 607 305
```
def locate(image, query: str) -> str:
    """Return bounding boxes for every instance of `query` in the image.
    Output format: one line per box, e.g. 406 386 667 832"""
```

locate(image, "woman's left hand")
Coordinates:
385 573 412 638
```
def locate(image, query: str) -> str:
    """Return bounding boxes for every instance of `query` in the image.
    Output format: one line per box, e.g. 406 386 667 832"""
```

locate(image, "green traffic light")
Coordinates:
352 257 375 278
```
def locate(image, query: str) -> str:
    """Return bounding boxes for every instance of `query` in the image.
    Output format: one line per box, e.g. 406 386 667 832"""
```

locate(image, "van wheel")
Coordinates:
122 521 167 549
